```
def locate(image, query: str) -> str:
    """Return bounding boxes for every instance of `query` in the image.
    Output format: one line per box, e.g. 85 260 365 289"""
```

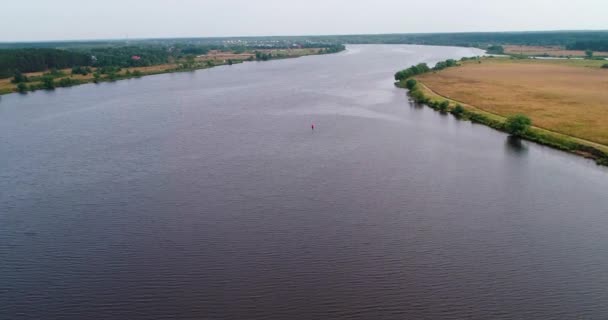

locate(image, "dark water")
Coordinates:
2 45 608 320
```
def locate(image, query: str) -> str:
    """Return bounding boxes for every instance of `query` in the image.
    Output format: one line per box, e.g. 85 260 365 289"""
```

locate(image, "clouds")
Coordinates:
2 0 606 41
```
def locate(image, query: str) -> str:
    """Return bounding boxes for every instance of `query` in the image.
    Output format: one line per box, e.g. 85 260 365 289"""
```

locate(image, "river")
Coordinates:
1 45 608 319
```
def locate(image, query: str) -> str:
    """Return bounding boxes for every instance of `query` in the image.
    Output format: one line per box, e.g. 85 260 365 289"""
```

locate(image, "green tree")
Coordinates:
184 55 196 68
585 50 594 59
11 70 28 83
16 82 28 93
42 76 55 90
486 45 504 54
58 77 75 87
452 104 465 117
505 114 532 136
405 79 417 90
438 100 450 112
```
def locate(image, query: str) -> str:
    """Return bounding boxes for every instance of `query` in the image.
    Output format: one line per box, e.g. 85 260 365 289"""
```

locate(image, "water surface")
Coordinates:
2 45 608 319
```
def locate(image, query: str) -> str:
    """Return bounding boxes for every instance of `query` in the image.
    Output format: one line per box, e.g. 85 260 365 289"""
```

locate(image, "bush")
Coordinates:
487 45 505 54
438 100 450 112
395 63 430 81
602 64 608 69
409 89 426 103
16 82 28 93
44 68 66 78
452 104 465 117
41 76 55 90
11 70 28 83
405 79 417 90
505 114 532 136
71 66 92 76
58 77 76 87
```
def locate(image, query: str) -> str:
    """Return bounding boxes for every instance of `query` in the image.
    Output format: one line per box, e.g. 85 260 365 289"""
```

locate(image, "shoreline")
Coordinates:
395 62 608 166
0 48 344 96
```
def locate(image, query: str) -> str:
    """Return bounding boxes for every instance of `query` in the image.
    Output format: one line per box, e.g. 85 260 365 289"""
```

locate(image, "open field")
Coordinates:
503 45 608 57
416 58 608 146
195 48 321 62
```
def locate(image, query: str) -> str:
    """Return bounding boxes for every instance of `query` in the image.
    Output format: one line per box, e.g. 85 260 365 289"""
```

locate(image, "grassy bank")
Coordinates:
1 47 342 96
395 58 608 166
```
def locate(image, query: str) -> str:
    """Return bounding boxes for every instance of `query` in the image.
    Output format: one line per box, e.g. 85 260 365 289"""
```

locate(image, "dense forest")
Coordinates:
566 40 608 52
2 30 608 78
0 49 92 78
0 41 345 79
309 31 608 48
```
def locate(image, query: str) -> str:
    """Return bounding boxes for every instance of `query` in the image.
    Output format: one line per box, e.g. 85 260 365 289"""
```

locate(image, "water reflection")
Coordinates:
505 135 528 155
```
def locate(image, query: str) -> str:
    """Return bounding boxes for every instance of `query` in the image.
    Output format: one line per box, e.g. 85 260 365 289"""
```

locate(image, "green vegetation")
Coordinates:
395 59 460 82
394 63 431 81
438 100 450 113
486 45 505 54
0 41 346 81
58 77 77 87
395 60 608 166
71 66 92 75
505 114 532 136
405 79 417 90
452 104 465 117
319 44 346 54
433 59 458 71
41 76 55 90
0 48 91 78
11 70 28 83
16 82 27 93
567 40 608 52
602 64 608 69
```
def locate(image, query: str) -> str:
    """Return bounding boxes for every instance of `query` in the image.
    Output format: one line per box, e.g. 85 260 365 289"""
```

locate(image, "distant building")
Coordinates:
131 55 141 61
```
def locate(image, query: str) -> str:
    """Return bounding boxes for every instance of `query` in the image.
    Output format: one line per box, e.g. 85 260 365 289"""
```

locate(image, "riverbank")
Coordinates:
0 47 342 96
395 57 608 166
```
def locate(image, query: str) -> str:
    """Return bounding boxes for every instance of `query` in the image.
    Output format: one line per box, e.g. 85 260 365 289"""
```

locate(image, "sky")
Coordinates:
2 0 607 42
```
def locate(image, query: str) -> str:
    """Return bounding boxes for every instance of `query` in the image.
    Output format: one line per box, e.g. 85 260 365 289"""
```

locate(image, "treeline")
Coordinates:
394 59 457 81
315 31 608 48
83 46 170 67
566 40 608 52
0 49 92 78
319 44 346 54
1 42 346 79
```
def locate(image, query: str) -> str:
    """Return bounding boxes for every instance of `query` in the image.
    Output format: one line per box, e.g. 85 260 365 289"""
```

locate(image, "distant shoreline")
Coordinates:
0 48 344 96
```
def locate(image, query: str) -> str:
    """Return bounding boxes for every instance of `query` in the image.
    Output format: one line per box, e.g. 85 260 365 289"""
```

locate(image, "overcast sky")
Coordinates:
2 0 607 42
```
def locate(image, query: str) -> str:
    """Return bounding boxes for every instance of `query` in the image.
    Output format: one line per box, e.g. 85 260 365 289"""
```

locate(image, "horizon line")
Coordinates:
2 29 608 44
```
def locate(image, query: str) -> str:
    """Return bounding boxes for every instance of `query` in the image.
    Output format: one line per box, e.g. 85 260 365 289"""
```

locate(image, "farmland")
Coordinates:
415 58 608 147
503 45 608 57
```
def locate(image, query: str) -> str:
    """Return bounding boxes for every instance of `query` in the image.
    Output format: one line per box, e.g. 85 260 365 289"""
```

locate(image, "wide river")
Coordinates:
2 45 608 319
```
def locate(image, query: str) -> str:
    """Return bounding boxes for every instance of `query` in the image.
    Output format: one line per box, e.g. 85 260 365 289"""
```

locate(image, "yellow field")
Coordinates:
416 58 608 146
504 45 608 57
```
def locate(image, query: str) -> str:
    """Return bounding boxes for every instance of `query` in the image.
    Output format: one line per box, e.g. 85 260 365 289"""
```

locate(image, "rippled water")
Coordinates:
2 45 608 319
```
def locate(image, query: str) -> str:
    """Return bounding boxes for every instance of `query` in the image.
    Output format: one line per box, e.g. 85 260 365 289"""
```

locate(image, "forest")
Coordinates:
0 42 345 79
2 30 608 78
566 40 608 52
